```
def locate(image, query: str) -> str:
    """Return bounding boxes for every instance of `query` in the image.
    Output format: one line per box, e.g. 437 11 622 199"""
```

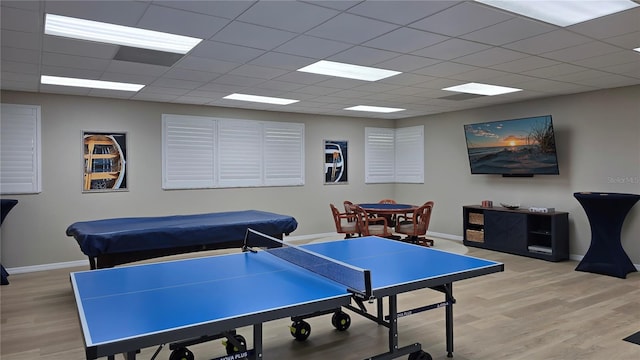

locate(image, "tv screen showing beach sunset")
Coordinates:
464 115 560 175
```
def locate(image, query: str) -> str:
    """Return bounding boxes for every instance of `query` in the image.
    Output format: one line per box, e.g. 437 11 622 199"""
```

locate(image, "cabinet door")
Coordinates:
484 211 527 252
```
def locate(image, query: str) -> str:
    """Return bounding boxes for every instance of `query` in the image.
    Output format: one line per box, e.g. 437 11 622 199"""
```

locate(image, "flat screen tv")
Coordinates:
463 115 560 176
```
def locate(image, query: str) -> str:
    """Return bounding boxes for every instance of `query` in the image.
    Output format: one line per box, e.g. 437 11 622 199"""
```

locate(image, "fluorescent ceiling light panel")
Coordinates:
442 82 522 96
344 105 405 113
223 93 299 105
41 75 145 91
634 47 640 53
297 60 401 81
44 14 202 54
474 0 638 27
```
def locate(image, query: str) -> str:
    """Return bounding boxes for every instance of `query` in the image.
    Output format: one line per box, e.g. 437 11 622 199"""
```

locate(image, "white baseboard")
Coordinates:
6 259 89 274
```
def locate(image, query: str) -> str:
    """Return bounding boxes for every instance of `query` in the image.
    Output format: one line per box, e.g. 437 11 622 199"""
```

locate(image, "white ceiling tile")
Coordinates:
229 65 289 80
163 68 219 83
454 47 529 67
175 56 240 74
347 1 460 25
413 62 478 77
190 41 265 63
1 6 40 33
237 1 339 33
44 0 149 27
42 52 111 71
138 85 190 96
274 35 352 58
409 2 513 36
150 78 204 90
106 60 170 76
601 31 640 49
249 52 315 71
306 13 399 44
212 22 297 51
568 7 640 39
489 56 561 73
412 38 491 60
542 41 625 62
504 30 593 55
1 47 40 64
461 17 555 46
213 74 266 87
40 65 103 80
375 55 441 72
364 28 449 53
254 80 306 93
138 5 229 39
574 50 640 69
522 63 588 78
151 1 254 20
1 30 41 50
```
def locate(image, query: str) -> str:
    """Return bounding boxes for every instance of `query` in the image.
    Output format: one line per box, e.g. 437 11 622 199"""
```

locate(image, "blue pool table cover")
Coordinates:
67 210 298 257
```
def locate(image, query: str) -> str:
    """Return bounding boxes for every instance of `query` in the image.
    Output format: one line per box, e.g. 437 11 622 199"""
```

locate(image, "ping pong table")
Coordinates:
71 231 503 360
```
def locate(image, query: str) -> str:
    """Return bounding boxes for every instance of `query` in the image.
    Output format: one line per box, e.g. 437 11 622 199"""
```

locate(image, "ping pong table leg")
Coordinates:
444 283 454 358
253 323 263 359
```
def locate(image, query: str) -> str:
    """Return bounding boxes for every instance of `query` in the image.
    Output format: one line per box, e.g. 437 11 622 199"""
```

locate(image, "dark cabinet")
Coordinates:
463 205 569 262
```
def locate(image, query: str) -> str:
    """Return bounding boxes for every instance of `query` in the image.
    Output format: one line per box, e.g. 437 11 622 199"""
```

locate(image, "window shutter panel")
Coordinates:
365 127 395 183
263 122 304 186
162 115 215 189
217 119 262 187
395 125 424 183
0 104 41 194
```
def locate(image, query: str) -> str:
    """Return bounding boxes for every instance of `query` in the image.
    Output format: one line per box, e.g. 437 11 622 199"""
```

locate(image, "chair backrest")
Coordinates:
417 201 434 230
353 205 392 237
378 198 397 204
330 203 344 231
343 200 355 222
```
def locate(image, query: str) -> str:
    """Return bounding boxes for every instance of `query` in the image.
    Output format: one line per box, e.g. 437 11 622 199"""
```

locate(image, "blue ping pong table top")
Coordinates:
71 236 502 351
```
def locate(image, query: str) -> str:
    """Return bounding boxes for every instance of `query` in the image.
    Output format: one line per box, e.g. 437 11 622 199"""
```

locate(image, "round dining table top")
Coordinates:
358 203 417 214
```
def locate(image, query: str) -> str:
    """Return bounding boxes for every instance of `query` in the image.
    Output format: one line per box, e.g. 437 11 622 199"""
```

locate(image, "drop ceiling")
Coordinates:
1 0 639 119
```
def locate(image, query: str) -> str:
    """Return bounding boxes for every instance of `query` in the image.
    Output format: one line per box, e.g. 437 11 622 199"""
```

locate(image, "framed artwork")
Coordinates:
324 140 348 184
82 131 128 192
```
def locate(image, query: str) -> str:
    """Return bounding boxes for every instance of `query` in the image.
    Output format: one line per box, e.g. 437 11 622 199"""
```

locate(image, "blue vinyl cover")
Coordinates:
66 210 298 257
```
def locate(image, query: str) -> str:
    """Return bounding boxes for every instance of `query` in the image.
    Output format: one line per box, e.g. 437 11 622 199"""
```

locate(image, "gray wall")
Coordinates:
1 85 639 269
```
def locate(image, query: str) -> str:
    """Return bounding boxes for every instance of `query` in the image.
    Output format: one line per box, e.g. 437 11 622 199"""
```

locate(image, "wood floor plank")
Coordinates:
1 244 639 360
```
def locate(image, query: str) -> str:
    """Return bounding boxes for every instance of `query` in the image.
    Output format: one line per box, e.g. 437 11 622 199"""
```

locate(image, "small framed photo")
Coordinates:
82 131 128 192
324 140 348 184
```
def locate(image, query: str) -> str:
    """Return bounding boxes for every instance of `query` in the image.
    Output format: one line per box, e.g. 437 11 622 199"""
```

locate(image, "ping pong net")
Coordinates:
243 228 372 299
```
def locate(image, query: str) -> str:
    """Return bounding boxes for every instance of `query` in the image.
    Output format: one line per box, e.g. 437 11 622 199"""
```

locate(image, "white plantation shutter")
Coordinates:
218 119 262 187
162 114 304 189
0 104 42 194
365 127 395 183
365 126 424 184
395 126 424 183
264 122 304 186
162 115 215 189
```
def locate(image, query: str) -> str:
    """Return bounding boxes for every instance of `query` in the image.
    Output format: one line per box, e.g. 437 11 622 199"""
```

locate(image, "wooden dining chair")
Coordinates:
330 203 359 238
353 205 395 238
395 201 434 246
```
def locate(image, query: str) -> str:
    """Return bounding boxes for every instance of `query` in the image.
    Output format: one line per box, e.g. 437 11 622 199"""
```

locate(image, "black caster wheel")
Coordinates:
331 311 351 331
408 350 432 360
290 320 311 341
224 334 247 354
169 347 195 360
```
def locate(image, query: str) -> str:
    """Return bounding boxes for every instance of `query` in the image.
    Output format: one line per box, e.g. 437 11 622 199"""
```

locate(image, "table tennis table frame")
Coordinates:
74 236 503 360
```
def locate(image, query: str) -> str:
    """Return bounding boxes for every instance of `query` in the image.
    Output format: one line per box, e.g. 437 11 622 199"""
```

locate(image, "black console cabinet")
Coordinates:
463 205 569 262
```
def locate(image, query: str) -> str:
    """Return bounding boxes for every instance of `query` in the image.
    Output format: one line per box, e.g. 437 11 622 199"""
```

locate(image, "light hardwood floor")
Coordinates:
1 246 639 360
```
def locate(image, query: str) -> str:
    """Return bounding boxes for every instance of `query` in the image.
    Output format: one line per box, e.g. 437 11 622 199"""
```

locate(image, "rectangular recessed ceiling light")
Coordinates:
41 75 145 91
223 93 299 105
634 47 640 53
44 14 202 54
344 105 405 113
475 0 638 27
297 60 401 81
442 82 522 96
